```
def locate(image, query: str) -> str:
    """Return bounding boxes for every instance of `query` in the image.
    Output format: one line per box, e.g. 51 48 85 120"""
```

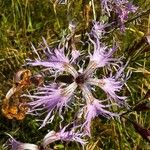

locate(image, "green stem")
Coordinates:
91 0 96 20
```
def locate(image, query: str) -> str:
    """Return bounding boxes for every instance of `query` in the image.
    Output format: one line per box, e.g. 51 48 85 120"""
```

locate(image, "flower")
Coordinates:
100 0 112 16
7 125 86 150
91 21 107 38
7 126 85 150
26 24 127 133
28 47 69 70
26 82 77 128
9 137 21 150
84 37 116 77
43 126 86 149
100 0 138 31
83 99 118 136
71 48 81 63
114 1 138 31
80 85 118 136
27 38 78 77
7 134 39 150
87 76 126 105
89 38 115 67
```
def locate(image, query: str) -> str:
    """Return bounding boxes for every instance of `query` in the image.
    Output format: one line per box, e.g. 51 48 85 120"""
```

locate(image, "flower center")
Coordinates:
75 73 86 84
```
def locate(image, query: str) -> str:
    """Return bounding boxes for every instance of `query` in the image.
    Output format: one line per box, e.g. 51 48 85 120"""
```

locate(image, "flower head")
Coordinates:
26 23 128 134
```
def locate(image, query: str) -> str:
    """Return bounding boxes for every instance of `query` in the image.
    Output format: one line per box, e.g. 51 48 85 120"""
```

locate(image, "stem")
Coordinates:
126 8 150 25
91 0 96 20
53 3 61 29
